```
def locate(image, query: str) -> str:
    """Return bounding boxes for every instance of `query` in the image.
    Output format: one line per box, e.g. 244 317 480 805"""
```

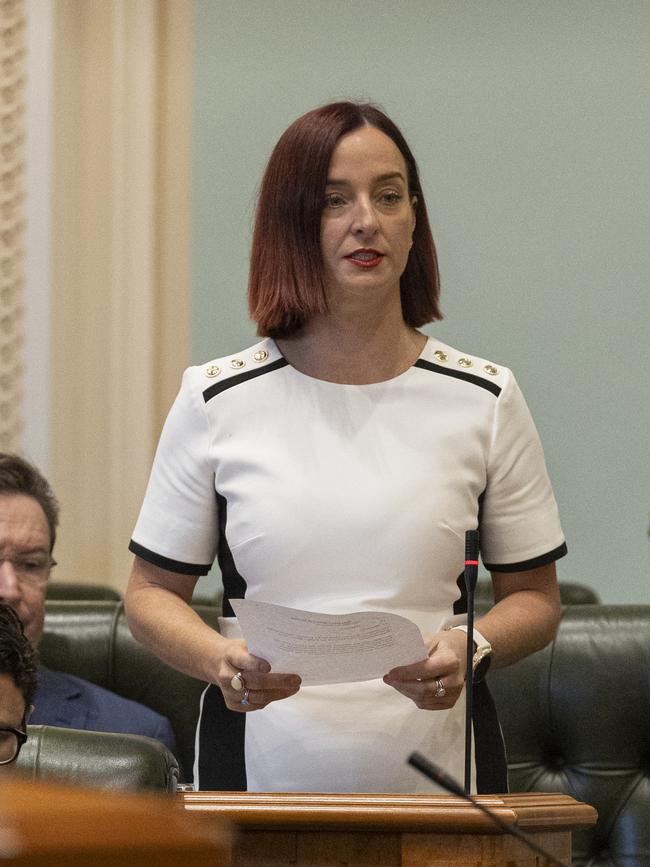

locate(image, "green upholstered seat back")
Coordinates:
18 725 179 793
487 605 650 867
46 582 122 601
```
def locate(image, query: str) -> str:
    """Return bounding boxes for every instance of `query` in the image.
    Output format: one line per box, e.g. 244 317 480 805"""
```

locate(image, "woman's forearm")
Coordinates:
124 557 227 684
475 563 561 668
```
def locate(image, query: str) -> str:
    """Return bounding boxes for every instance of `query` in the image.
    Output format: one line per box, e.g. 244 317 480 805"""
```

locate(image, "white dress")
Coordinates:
130 336 566 793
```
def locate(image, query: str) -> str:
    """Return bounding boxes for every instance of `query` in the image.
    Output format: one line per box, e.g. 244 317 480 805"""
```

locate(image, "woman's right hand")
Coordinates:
217 637 301 712
125 558 301 712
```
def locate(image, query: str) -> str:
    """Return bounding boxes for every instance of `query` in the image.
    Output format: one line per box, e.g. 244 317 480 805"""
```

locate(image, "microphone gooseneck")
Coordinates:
463 529 480 793
408 752 569 867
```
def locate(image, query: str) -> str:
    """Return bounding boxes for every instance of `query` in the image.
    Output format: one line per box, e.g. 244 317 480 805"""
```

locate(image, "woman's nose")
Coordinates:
351 197 379 236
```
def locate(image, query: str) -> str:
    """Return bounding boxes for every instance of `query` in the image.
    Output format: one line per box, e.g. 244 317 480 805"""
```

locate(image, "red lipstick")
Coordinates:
344 249 384 268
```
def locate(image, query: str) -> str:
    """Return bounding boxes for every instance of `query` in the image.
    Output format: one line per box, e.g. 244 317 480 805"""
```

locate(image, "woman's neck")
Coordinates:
275 303 427 385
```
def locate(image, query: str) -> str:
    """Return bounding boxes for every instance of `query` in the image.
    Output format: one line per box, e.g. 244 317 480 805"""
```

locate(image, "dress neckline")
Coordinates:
270 336 431 387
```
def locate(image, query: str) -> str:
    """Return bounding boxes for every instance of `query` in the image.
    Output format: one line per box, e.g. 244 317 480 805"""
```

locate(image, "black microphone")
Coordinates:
463 529 479 793
408 752 569 867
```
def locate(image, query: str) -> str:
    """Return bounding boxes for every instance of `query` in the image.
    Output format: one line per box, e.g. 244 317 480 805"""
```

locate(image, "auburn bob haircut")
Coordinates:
248 101 441 337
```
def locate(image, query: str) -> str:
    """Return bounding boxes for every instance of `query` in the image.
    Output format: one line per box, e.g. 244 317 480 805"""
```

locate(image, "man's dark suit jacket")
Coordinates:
30 666 177 756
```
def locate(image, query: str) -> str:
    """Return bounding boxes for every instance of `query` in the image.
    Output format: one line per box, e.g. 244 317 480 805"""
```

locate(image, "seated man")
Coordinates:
0 603 35 768
0 454 176 755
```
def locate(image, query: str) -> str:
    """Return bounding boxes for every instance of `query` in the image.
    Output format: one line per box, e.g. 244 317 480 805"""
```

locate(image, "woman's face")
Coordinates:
320 125 416 307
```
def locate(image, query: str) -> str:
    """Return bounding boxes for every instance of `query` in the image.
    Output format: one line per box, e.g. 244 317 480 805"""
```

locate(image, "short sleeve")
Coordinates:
129 368 217 575
480 370 567 572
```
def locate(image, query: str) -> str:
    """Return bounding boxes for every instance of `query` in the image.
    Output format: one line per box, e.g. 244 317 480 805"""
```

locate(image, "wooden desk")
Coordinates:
182 790 597 866
0 776 231 866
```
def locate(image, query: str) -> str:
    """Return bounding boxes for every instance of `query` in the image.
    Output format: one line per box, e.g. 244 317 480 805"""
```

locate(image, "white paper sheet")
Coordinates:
230 599 428 685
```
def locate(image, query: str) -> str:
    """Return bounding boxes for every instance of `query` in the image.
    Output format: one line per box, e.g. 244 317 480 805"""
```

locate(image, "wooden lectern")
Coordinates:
182 790 597 866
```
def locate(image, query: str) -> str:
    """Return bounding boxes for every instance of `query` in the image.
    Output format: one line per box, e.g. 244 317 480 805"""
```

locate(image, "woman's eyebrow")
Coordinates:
325 171 406 186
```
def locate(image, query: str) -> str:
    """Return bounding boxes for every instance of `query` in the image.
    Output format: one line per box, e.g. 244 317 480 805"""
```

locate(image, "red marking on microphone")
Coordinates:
464 560 479 566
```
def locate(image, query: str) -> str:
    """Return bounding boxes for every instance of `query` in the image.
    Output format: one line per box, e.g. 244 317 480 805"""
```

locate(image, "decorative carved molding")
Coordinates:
0 0 25 452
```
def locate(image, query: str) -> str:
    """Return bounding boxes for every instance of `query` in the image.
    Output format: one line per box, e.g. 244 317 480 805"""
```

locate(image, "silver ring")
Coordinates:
230 672 245 692
434 678 446 698
240 688 250 707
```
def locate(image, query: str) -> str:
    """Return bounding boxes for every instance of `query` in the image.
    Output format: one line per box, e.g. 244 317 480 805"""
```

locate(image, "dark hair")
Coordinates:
0 454 59 551
0 604 38 709
249 101 441 337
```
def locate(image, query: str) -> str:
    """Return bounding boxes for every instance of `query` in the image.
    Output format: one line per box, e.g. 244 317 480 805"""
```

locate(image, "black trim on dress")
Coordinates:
414 359 502 397
483 541 568 573
453 571 467 615
477 489 486 548
196 684 247 790
203 358 289 403
216 492 248 617
473 681 508 793
193 494 248 789
128 540 212 576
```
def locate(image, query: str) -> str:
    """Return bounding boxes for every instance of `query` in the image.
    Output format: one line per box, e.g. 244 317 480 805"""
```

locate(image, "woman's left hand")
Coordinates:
383 628 468 710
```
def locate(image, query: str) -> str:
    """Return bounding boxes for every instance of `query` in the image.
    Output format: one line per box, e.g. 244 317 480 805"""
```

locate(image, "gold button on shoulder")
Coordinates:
433 349 448 363
230 358 245 369
253 349 268 363
457 357 473 368
484 363 499 376
205 365 221 378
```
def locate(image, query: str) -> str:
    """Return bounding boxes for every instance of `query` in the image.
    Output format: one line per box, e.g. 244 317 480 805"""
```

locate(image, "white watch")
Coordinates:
449 625 493 683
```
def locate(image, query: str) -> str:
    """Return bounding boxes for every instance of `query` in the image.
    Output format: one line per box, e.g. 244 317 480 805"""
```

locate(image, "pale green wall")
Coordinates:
192 1 650 604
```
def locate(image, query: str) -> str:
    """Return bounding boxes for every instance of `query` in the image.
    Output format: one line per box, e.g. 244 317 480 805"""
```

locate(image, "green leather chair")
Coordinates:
41 600 220 782
17 725 179 792
487 604 649 867
46 582 122 601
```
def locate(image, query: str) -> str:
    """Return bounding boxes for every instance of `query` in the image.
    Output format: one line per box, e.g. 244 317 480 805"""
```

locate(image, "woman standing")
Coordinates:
126 102 566 793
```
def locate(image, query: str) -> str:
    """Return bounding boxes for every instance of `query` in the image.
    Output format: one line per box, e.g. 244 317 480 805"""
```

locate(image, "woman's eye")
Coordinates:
324 193 345 208
380 191 401 205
